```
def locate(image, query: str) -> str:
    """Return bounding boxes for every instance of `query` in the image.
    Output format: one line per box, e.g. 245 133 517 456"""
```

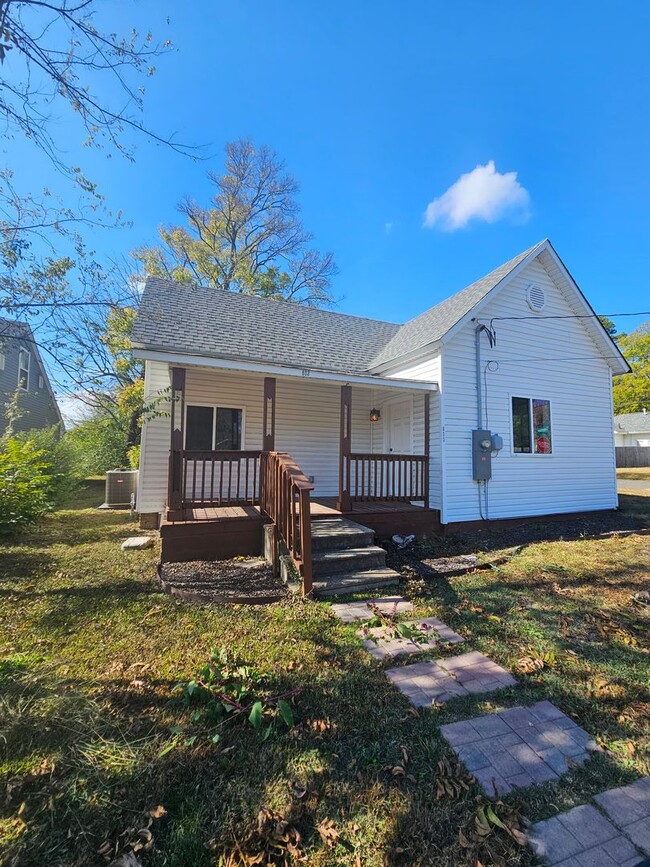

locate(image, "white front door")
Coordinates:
388 399 412 454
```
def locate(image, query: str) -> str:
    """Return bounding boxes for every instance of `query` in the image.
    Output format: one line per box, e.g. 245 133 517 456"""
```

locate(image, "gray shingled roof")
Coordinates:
132 279 402 376
369 241 546 368
614 412 650 433
132 242 546 376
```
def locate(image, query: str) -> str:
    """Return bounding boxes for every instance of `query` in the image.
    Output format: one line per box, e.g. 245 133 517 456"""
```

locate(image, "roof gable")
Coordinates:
369 241 546 370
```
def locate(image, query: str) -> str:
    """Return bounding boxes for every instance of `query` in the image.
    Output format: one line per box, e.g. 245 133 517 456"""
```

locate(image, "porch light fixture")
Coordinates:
369 407 381 422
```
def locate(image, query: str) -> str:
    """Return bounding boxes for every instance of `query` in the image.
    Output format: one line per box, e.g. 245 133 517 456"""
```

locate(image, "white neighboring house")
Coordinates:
614 411 650 447
132 239 629 571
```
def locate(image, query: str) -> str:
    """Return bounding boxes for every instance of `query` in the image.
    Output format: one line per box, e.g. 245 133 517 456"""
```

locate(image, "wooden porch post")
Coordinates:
168 367 186 512
263 376 276 452
337 384 352 512
424 391 431 509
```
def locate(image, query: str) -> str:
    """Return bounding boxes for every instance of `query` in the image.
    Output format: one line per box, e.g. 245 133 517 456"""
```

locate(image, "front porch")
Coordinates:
156 363 440 593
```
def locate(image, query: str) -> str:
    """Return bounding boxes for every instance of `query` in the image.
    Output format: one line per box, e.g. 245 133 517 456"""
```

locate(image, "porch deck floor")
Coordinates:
168 498 429 523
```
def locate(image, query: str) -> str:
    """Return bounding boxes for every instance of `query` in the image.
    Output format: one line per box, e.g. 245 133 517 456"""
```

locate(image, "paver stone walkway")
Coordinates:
441 701 601 795
361 616 464 660
529 777 650 866
386 650 516 706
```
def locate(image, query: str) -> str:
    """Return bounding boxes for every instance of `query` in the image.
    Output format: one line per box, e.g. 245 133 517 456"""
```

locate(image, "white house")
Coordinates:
614 411 650 447
132 239 629 594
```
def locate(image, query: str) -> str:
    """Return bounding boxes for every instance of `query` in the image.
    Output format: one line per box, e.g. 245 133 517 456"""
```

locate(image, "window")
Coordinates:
18 348 30 390
0 352 5 371
512 397 552 454
38 374 44 390
185 405 243 451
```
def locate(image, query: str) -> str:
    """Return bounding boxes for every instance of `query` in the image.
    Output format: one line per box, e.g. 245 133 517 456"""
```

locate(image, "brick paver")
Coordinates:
529 793 649 866
441 701 600 795
360 616 464 660
330 595 413 623
594 778 650 856
385 650 515 706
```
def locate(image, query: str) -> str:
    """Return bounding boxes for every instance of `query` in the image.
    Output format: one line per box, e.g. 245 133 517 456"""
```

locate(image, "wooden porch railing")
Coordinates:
183 450 262 506
345 453 429 504
260 451 314 595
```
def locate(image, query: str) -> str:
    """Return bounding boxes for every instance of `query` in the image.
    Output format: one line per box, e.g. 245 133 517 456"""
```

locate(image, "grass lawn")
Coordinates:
617 467 650 480
1 481 648 866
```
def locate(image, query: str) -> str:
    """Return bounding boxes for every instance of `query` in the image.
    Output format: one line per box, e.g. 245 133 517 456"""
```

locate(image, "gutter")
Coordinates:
133 348 439 392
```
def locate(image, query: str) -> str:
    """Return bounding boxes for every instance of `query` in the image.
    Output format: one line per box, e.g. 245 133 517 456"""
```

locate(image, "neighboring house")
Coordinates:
133 239 629 592
0 318 63 435
614 411 650 447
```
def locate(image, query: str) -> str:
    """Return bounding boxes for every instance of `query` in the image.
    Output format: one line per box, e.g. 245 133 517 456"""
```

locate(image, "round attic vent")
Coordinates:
526 284 546 312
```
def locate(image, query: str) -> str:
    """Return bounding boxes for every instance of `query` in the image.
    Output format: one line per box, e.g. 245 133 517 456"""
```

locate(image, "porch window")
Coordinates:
512 397 552 454
18 348 30 390
215 408 242 450
185 405 243 451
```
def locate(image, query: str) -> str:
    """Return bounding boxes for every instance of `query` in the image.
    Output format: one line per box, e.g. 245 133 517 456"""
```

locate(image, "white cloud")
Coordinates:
423 161 530 231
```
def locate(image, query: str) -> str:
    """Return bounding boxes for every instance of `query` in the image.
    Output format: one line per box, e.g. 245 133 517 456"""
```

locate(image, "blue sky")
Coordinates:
10 0 650 334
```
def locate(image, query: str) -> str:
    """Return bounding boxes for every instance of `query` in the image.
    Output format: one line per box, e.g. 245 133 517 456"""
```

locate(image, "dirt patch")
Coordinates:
384 507 649 580
158 557 287 604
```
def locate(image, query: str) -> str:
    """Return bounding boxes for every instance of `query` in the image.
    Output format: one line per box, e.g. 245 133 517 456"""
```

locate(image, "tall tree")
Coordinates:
613 322 650 414
0 0 192 178
133 140 338 306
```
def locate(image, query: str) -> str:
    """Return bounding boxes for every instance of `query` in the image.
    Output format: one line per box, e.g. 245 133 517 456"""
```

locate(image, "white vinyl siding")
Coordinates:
137 360 172 514
384 352 442 510
441 259 618 523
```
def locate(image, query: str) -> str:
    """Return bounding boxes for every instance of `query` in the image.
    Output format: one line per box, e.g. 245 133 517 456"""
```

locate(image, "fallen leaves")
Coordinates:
434 756 475 801
214 807 302 865
515 647 556 674
458 800 528 866
98 805 166 864
317 817 340 849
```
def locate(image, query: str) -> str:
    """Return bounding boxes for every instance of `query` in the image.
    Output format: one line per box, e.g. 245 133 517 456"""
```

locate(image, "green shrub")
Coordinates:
0 438 52 534
127 444 140 469
64 413 130 476
15 427 82 507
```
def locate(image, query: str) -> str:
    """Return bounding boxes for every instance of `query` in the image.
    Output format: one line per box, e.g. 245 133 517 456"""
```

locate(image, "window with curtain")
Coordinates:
512 397 552 454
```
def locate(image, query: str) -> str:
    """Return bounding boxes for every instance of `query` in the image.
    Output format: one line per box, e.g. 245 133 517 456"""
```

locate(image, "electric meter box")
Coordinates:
472 429 493 481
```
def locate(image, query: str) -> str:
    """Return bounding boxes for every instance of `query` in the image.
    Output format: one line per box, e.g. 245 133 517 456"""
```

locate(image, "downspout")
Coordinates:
475 324 486 520
475 324 483 429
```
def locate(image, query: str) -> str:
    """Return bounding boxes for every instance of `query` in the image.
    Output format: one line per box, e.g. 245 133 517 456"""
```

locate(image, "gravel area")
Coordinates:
158 557 287 604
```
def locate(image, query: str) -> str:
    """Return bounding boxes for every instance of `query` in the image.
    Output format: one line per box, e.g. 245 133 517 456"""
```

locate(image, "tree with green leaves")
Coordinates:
133 140 338 306
613 322 650 414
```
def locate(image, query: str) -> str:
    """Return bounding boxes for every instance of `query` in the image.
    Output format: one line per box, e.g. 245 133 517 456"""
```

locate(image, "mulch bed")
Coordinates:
157 557 287 605
384 507 649 582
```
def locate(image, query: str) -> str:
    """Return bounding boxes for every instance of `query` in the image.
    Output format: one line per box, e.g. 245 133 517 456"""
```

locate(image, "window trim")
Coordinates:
509 394 554 457
183 402 246 451
18 347 30 391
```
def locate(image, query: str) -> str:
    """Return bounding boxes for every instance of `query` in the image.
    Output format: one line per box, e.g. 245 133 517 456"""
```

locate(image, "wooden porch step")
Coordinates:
312 567 401 598
311 518 375 551
312 545 387 576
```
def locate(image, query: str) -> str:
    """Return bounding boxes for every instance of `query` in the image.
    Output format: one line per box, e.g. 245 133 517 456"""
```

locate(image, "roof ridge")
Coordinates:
143 276 402 328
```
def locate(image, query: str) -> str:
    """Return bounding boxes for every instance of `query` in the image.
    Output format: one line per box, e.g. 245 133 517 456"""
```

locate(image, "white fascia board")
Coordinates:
133 348 438 392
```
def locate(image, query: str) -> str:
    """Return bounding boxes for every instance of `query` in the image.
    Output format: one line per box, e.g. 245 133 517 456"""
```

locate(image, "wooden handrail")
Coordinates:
345 452 428 504
182 450 262 506
259 451 314 595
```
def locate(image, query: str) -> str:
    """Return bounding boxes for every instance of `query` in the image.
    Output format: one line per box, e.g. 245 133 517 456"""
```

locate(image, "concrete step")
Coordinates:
310 518 375 552
312 545 387 576
312 567 401 598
